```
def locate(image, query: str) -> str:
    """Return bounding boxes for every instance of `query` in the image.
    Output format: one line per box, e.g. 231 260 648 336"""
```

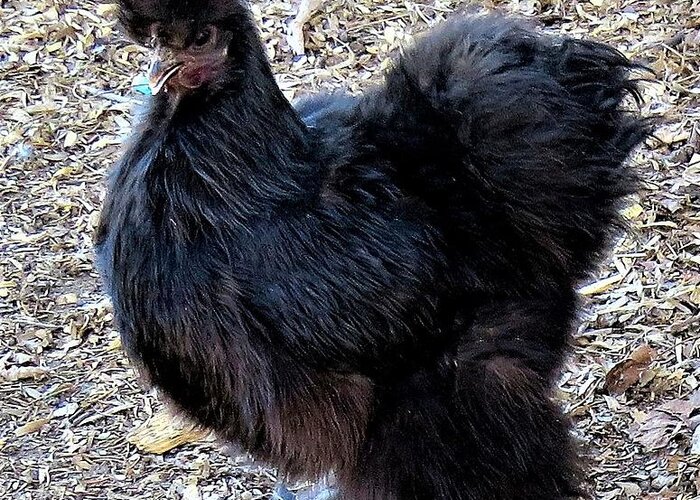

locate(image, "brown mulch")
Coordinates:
1 0 698 498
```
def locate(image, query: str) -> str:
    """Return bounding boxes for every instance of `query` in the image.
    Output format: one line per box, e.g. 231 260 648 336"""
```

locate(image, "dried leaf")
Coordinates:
578 274 623 296
691 426 700 455
603 344 657 395
287 0 323 55
182 481 202 500
0 366 49 382
619 482 642 497
621 203 644 220
630 411 677 450
631 395 700 451
64 130 78 148
107 337 122 351
14 418 50 437
659 398 697 420
52 402 79 418
56 293 78 305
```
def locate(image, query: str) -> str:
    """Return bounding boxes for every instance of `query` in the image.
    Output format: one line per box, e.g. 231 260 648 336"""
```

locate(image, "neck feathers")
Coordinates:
127 58 313 237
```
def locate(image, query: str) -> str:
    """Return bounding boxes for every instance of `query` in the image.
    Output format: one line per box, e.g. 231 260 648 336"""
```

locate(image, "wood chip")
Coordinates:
14 418 51 437
127 410 210 454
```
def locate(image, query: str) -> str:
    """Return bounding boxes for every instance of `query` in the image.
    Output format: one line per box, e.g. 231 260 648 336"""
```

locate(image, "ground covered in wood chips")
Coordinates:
1 0 698 498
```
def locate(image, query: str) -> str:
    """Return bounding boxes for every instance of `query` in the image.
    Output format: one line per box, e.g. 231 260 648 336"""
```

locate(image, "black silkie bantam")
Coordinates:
96 1 651 498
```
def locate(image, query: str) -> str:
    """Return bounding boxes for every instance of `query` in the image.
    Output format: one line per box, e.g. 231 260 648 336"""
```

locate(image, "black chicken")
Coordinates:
96 1 650 499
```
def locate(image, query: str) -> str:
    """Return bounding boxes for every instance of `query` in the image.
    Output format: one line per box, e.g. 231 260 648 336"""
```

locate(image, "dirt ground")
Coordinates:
1 0 698 498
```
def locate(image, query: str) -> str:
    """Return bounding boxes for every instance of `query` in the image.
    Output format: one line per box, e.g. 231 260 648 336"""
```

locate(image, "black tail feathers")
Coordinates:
369 14 654 287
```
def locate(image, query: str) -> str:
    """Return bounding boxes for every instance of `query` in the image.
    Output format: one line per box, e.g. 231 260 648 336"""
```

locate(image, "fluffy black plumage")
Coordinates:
96 2 651 498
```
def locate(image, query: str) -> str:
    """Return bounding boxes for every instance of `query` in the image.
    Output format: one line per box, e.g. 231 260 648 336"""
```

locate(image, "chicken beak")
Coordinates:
147 48 183 95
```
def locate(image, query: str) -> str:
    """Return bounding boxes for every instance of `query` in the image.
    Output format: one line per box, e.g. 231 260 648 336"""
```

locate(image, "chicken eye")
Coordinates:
193 28 213 48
